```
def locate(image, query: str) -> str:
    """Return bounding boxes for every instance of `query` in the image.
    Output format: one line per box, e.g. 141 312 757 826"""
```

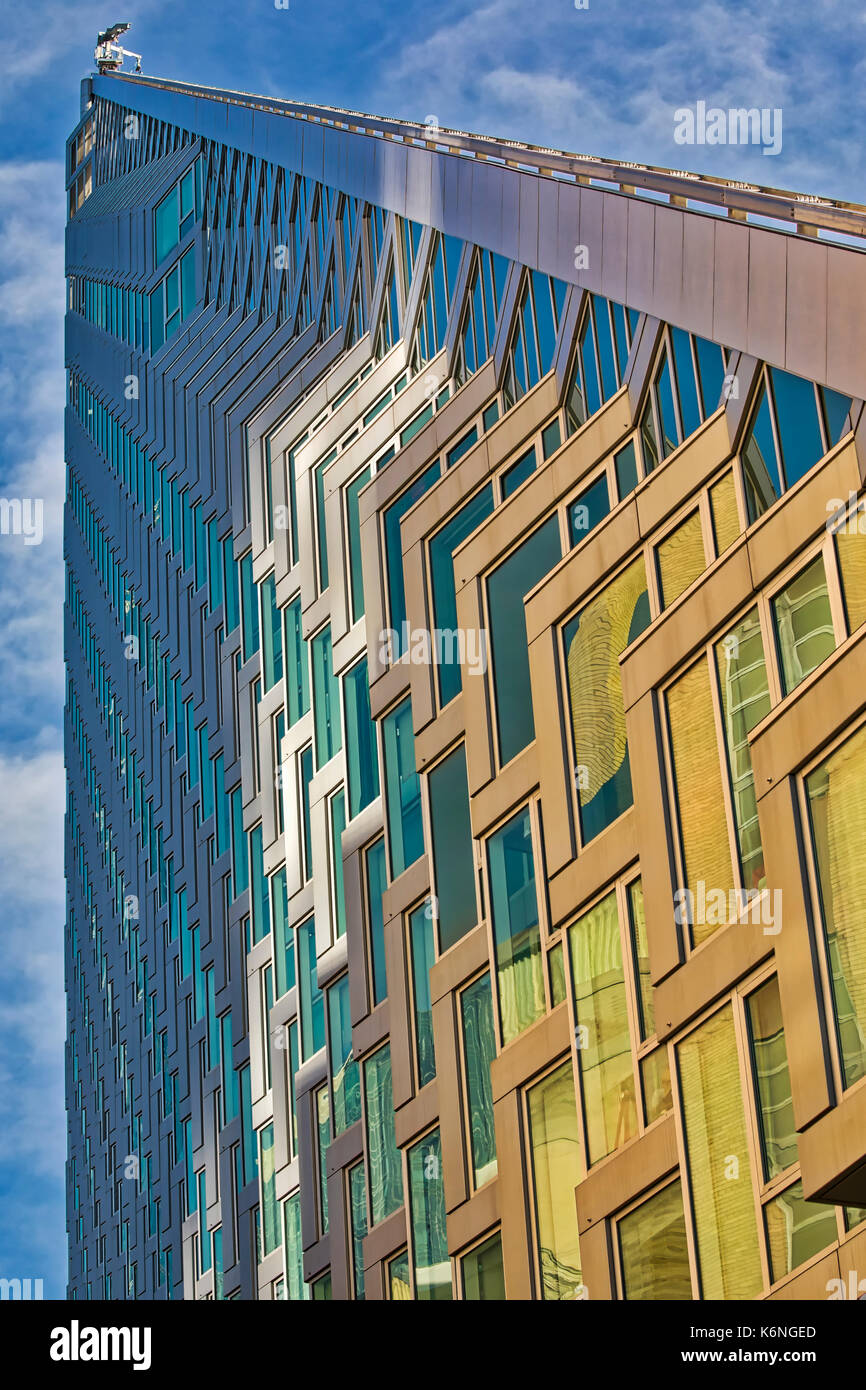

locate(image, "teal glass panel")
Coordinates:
261 574 283 691
250 824 270 943
671 328 701 438
284 596 309 725
430 484 494 706
330 789 347 937
315 1084 330 1233
239 1064 256 1184
592 294 618 400
428 743 476 950
240 553 259 662
344 658 380 818
298 917 324 1059
328 974 361 1133
272 867 294 998
487 806 544 1045
384 462 440 652
287 1021 299 1157
488 515 561 766
654 350 679 457
223 537 239 631
300 744 313 880
314 450 336 590
408 903 436 1087
364 1045 403 1224
349 1162 368 1300
230 787 248 897
408 1130 451 1301
742 382 782 523
155 190 177 264
221 1013 238 1122
311 624 341 767
346 467 371 621
695 336 725 417
284 1193 309 1299
501 446 536 500
365 837 388 1005
382 696 424 877
770 367 823 490
460 972 498 1188
614 439 639 500
821 386 852 446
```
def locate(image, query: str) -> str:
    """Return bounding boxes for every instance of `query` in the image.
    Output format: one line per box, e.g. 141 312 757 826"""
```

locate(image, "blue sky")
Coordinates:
0 0 859 1300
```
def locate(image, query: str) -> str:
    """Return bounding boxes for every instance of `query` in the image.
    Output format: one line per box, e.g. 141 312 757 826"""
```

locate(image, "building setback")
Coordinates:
64 69 866 1302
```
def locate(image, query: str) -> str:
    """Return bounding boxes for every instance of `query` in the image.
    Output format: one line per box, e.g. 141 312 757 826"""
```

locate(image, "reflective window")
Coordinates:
714 608 771 890
284 596 309 725
260 1124 280 1256
567 473 610 548
348 1161 368 1299
428 743 476 950
618 1180 691 1300
408 903 436 1088
657 510 705 609
488 516 562 766
746 976 796 1180
384 463 441 653
328 973 360 1133
806 722 866 1089
407 1129 451 1301
382 697 424 878
563 558 650 842
344 658 379 818
741 369 852 523
315 1084 330 1234
345 467 371 622
430 485 494 706
487 806 544 1045
261 574 283 690
772 554 836 695
330 789 347 937
460 972 498 1188
765 1182 838 1286
298 917 324 1060
311 624 341 767
283 1193 308 1299
364 1045 403 1225
526 1061 583 1300
364 837 388 1005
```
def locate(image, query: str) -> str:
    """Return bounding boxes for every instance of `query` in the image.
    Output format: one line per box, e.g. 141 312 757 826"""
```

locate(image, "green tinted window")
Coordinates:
618 1180 691 1300
298 917 324 1060
283 1193 308 1300
311 624 341 767
461 1231 505 1300
487 806 544 1045
407 1130 451 1301
344 658 379 818
488 516 561 766
346 467 371 621
364 1045 403 1225
349 1161 368 1300
284 597 310 725
430 485 494 706
714 608 771 890
772 554 836 695
328 973 360 1133
383 697 424 877
428 743 476 950
460 972 498 1188
261 574 283 691
365 837 388 1006
409 903 436 1087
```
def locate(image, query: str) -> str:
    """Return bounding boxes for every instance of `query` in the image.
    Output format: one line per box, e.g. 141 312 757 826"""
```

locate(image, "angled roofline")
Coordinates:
95 71 866 245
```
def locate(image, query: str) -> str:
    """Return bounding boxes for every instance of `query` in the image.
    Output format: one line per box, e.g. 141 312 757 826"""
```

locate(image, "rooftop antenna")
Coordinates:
94 22 143 75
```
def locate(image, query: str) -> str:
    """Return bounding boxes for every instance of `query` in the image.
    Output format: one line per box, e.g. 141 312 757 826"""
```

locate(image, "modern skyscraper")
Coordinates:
64 70 866 1302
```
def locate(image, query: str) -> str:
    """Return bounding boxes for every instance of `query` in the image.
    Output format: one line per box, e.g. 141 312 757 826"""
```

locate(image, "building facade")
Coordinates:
64 70 866 1302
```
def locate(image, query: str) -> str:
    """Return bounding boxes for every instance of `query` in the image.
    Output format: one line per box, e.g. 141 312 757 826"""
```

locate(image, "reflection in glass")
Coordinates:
618 1179 691 1300
527 1061 583 1300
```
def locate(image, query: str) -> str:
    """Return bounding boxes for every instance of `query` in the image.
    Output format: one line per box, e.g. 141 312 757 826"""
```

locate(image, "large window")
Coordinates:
487 806 544 1045
460 972 498 1189
382 697 424 878
407 1129 451 1301
311 624 341 768
461 1231 505 1300
428 743 476 950
806 721 866 1090
526 1061 583 1300
364 1045 403 1225
563 557 650 843
408 902 436 1088
430 485 494 706
284 596 309 725
297 917 324 1060
772 554 836 696
344 657 379 818
488 516 562 767
364 837 388 1005
327 974 360 1133
741 367 852 524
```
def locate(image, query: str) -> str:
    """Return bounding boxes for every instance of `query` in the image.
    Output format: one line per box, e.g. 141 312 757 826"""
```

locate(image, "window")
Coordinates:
364 837 388 1006
344 658 379 818
487 806 544 1046
501 272 566 408
407 1130 451 1301
805 722 866 1090
348 1161 368 1300
283 1193 308 1299
364 1045 403 1225
297 917 324 1060
314 1084 330 1234
461 1231 505 1300
488 516 562 766
617 1180 691 1300
563 557 650 843
382 697 424 878
526 1061 583 1300
460 973 498 1188
249 825 270 944
384 462 441 652
345 467 371 621
568 891 635 1164
567 473 610 549
428 744 476 950
430 485 494 706
259 1124 280 1257
741 368 852 523
260 574 283 690
565 294 635 433
272 868 293 998
772 554 836 695
677 1003 762 1299
656 510 706 609
284 597 309 725
387 1249 412 1300
311 624 341 768
299 744 313 881
327 974 360 1133
408 902 436 1087
329 789 347 938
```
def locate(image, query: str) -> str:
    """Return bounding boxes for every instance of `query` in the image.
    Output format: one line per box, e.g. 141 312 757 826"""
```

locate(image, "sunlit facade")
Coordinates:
64 70 866 1301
